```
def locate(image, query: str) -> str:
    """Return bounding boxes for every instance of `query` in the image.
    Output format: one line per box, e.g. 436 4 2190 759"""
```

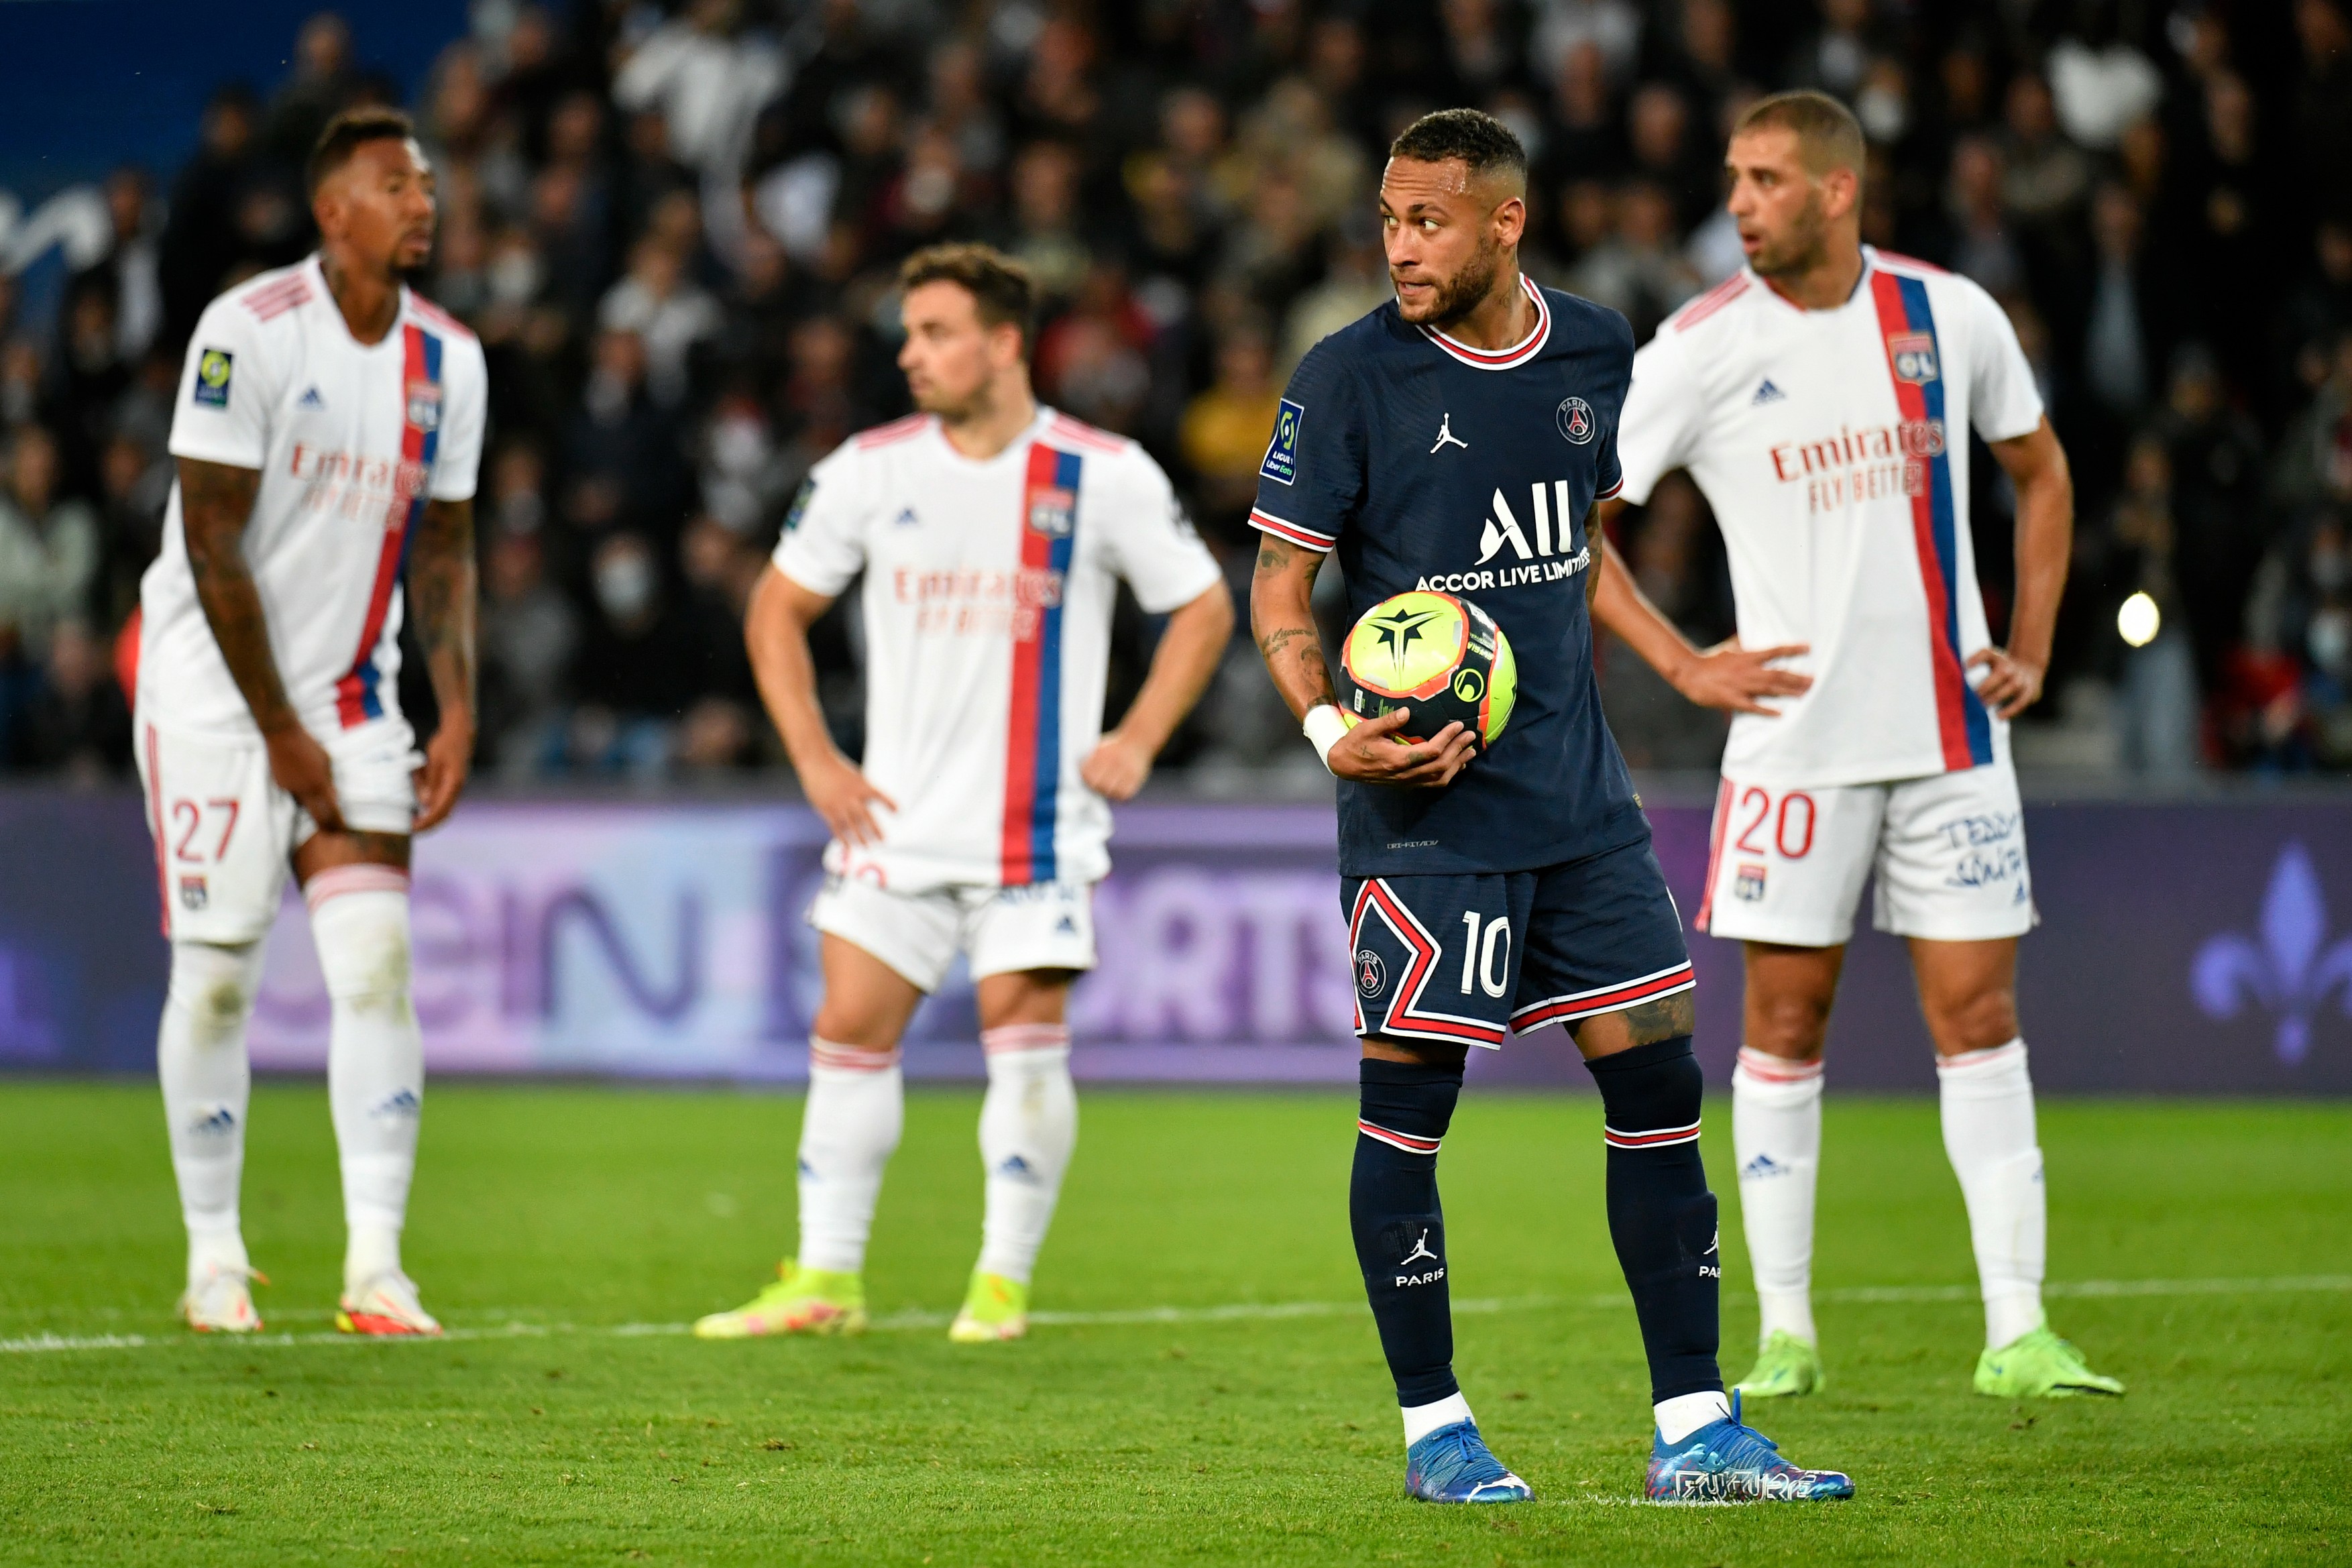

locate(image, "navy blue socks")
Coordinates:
1350 1058 1463 1407
1587 1036 1725 1404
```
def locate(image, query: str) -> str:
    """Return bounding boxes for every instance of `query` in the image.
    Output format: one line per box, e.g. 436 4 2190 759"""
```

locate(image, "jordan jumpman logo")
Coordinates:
1401 1228 1439 1266
1429 413 1467 453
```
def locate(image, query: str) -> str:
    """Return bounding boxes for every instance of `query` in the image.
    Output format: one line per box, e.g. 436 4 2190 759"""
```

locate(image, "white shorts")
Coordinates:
135 716 419 944
807 876 1098 993
1695 761 2036 948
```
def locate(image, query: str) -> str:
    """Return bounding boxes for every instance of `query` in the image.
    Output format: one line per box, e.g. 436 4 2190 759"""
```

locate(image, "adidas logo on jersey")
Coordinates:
1741 1152 1788 1179
374 1088 422 1119
893 506 919 527
298 386 327 410
1752 379 1785 405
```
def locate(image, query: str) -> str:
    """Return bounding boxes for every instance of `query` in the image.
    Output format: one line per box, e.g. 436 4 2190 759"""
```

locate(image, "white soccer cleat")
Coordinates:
337 1270 443 1337
179 1265 268 1333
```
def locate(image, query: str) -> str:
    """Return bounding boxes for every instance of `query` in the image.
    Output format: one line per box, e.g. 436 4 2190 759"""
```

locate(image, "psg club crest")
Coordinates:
405 379 443 432
1555 396 1596 445
1354 948 1386 997
1887 332 1940 385
1027 486 1076 538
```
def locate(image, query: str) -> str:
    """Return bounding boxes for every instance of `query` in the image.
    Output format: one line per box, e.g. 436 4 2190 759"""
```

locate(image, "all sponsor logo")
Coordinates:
1555 395 1597 444
1887 331 1939 384
1406 480 1595 592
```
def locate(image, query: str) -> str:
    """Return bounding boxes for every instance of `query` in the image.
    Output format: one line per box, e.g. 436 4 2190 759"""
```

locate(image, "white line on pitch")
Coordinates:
5 1275 2346 1356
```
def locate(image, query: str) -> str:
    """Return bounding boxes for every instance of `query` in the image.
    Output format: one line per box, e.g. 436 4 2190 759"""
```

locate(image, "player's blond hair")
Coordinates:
1734 90 1866 186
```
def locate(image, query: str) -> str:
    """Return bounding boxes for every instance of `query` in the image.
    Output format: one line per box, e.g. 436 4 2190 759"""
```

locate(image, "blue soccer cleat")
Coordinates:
1644 1392 1854 1503
1405 1420 1534 1504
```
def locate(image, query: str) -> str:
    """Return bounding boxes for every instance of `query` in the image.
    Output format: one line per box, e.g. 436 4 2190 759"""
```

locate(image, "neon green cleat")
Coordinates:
947 1270 1029 1343
1974 1325 2124 1398
693 1259 866 1339
1733 1330 1824 1400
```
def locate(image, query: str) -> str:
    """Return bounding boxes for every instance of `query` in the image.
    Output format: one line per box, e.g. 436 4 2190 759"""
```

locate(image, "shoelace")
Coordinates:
1425 1427 1504 1485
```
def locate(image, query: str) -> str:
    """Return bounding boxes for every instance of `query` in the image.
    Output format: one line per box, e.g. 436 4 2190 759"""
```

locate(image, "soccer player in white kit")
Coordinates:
137 109 484 1337
1594 93 2122 1400
694 245 1231 1343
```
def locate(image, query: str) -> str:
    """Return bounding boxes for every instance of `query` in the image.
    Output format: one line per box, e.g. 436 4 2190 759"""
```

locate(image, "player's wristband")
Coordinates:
1302 704 1356 773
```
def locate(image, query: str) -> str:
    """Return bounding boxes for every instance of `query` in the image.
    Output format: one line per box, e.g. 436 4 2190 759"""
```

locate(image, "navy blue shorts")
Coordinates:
1343 837 1694 1050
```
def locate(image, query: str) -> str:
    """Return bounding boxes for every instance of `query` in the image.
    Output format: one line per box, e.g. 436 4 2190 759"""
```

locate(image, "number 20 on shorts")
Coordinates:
1731 785 1816 860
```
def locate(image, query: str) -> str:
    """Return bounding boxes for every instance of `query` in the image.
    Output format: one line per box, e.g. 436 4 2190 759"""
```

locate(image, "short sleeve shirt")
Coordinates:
1616 249 2044 786
1251 278 1648 878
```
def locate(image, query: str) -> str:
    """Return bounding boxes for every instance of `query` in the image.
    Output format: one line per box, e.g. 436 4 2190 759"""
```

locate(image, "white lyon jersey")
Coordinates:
774 407 1223 892
142 256 488 739
1615 247 2044 787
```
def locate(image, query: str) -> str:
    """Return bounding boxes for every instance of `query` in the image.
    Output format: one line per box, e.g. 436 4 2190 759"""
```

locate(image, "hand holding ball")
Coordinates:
1340 590 1518 750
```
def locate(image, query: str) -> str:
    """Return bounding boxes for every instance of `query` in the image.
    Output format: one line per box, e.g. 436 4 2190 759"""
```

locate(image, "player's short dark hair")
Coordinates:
307 106 418 194
899 243 1037 351
1734 90 1866 182
1388 109 1528 189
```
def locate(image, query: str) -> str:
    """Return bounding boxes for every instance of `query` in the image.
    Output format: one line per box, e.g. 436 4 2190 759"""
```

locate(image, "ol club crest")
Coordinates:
1887 331 1939 385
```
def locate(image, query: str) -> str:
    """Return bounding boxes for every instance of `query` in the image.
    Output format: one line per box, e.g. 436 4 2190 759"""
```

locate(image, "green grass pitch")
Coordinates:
4 1083 2349 1565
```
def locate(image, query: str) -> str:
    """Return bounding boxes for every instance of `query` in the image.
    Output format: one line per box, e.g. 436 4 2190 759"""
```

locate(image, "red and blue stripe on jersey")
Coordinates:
334 320 442 728
1000 443 1082 884
1868 268 1993 771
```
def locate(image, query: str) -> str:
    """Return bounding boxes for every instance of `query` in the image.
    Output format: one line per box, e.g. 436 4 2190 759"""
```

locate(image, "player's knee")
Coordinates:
307 871 413 1015
168 941 262 1048
1748 991 1832 1058
810 999 906 1053
1362 1035 1469 1072
1926 986 2018 1056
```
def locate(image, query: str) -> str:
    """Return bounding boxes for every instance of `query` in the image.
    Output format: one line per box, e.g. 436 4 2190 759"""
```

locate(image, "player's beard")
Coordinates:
1403 233 1503 331
1749 188 1832 282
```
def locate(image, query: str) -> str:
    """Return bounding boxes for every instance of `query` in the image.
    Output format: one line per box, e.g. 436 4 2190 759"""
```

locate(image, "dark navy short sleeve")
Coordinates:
1249 340 1363 554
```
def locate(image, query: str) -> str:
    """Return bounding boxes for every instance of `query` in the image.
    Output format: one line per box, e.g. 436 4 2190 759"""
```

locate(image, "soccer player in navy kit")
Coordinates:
1250 110 1852 1505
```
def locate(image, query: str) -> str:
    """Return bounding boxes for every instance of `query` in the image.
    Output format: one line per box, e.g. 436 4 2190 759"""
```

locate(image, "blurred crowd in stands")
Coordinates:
3 0 2351 785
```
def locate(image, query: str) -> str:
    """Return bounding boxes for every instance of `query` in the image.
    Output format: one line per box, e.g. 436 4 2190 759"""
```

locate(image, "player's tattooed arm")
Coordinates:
407 498 478 830
178 456 346 831
1249 535 1337 714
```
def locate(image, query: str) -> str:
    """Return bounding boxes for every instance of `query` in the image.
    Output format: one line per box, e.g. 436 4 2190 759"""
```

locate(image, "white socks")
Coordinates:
795 1038 905 1274
1401 1390 1473 1447
1938 1038 2047 1349
1731 1046 1824 1347
1655 1390 1732 1445
158 939 264 1281
790 1025 1078 1284
310 868 423 1296
975 1024 1079 1284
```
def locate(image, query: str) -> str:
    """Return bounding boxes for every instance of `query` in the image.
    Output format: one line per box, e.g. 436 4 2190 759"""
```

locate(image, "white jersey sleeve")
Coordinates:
428 328 490 501
168 295 288 471
1956 281 2046 444
772 440 879 596
1092 450 1225 614
1612 327 1704 507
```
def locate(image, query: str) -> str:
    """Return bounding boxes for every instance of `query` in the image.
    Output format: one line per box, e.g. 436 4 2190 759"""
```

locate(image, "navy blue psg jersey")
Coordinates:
1252 276 1649 877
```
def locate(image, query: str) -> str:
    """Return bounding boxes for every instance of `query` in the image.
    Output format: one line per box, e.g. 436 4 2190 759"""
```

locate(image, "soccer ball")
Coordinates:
1339 590 1518 750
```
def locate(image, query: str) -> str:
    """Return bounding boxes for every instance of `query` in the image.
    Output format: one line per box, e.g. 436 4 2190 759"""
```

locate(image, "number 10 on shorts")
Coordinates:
1459 913 1511 997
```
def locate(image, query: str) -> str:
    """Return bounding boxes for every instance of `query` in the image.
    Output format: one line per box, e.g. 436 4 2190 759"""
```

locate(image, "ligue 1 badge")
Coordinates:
1555 395 1596 445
